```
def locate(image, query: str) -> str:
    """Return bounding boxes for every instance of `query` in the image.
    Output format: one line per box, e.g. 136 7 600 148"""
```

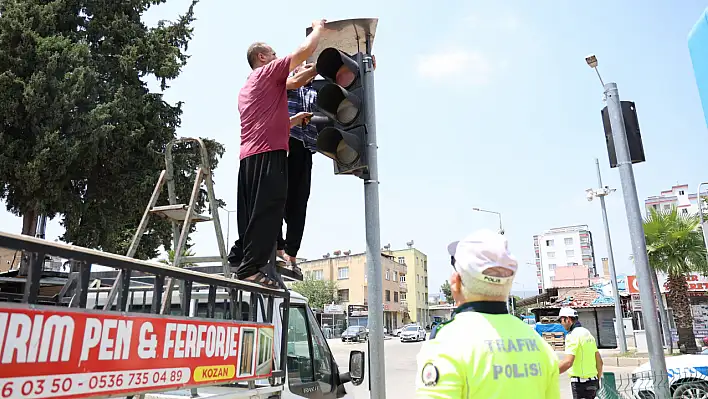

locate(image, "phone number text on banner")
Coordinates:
0 305 275 399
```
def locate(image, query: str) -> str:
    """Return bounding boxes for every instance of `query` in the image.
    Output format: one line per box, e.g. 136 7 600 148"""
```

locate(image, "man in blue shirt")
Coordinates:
277 63 320 273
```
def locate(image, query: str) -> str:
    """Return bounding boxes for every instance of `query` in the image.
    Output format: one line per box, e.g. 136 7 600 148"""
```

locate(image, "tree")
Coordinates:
159 248 196 267
291 278 338 310
440 281 453 303
0 0 224 260
644 207 708 352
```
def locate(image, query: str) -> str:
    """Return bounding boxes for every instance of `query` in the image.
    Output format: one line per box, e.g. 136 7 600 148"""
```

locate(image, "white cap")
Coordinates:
559 307 578 318
447 230 518 290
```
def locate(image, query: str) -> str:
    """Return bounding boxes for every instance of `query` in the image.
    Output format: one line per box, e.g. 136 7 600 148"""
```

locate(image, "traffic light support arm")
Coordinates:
361 46 386 399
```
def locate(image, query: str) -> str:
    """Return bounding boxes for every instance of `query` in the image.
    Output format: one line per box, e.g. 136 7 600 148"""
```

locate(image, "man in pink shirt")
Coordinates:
232 19 326 288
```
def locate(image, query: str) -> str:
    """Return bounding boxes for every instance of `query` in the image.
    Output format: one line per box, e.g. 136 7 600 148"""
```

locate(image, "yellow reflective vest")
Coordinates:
415 302 560 399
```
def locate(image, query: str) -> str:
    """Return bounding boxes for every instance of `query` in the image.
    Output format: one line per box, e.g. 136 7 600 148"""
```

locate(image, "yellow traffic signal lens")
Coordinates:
337 98 359 125
337 140 359 164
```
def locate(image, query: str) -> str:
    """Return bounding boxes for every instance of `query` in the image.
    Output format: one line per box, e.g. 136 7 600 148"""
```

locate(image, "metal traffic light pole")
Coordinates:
362 35 386 399
605 81 670 397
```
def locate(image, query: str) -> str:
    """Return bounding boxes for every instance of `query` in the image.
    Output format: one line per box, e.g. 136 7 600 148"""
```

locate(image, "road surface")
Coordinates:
328 336 637 398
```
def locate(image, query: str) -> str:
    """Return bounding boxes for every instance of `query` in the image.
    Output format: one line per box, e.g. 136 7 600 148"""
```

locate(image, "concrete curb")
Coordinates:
608 357 646 367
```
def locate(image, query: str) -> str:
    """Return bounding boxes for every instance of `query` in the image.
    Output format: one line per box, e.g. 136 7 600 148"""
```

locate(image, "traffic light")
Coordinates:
314 47 369 178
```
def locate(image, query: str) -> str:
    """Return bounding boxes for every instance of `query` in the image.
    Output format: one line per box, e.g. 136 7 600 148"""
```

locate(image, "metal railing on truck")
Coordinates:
0 231 290 399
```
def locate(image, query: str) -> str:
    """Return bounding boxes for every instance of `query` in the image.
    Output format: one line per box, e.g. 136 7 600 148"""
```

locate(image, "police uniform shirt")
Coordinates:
415 302 560 399
564 325 599 379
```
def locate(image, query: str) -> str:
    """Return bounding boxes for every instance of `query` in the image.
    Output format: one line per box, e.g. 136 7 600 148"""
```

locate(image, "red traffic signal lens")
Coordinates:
316 48 359 89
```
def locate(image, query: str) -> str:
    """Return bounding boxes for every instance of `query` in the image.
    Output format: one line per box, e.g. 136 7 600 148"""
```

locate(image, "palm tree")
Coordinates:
159 248 197 267
643 207 708 352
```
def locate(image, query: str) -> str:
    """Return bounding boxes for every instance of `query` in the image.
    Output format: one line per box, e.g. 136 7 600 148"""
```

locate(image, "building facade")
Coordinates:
386 247 429 328
644 184 704 215
297 252 407 331
533 225 597 292
0 248 20 273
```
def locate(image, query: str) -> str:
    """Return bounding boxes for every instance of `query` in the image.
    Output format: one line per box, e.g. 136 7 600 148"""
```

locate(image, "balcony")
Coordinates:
399 282 407 292
400 301 408 312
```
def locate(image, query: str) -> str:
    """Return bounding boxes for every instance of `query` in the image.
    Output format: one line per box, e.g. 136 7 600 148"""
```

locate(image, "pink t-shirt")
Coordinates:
238 55 293 160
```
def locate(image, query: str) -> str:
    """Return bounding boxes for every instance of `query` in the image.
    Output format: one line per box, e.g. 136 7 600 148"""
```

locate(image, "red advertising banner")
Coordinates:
627 275 640 294
0 304 275 399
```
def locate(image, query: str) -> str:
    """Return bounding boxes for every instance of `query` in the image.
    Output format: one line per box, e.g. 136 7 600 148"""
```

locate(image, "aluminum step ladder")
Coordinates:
102 137 230 313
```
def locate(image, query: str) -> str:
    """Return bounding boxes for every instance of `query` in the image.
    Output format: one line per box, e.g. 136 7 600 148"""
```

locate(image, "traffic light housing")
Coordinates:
315 48 370 178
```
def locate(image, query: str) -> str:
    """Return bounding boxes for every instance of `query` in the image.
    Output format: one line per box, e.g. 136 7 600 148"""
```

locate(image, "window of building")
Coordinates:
564 237 573 246
401 292 407 301
682 208 689 214
679 190 685 195
394 271 398 281
424 260 427 271
547 252 555 259
417 274 420 283
397 256 405 264
385 290 391 302
425 276 428 288
566 250 575 257
338 267 349 280
313 270 323 280
385 269 390 280
653 204 658 210
338 289 349 302
394 292 399 302
664 204 671 211
567 262 578 266
549 264 557 270
400 275 406 283
546 239 554 247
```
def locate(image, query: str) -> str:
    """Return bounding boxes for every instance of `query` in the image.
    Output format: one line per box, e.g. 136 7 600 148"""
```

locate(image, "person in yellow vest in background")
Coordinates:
415 230 560 398
558 307 603 399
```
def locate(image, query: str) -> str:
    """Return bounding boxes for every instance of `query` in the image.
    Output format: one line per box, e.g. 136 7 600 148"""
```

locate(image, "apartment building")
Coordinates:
533 225 597 292
644 184 705 215
297 252 408 330
385 245 429 328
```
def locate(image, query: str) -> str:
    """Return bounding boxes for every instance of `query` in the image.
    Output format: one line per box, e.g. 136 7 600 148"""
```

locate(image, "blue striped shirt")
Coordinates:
287 84 318 152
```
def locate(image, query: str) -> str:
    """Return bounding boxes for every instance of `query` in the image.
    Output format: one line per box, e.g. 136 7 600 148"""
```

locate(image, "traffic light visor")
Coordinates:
316 48 359 88
316 126 364 165
317 84 361 125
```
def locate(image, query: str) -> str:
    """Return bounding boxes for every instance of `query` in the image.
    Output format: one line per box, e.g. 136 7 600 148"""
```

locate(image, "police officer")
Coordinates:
558 307 603 399
415 230 560 398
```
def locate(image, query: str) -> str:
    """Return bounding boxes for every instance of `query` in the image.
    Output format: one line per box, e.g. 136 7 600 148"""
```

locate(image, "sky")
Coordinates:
2 0 708 299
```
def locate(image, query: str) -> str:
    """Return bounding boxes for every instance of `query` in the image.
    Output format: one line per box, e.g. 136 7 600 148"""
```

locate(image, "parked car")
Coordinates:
342 325 368 342
632 354 708 398
400 325 426 342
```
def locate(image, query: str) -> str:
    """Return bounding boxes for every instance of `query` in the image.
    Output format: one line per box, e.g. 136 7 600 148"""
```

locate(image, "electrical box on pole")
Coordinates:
601 101 646 168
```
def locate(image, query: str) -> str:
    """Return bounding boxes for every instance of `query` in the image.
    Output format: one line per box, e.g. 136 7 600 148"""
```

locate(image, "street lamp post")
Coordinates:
586 54 669 396
222 209 237 248
472 207 504 235
585 158 627 354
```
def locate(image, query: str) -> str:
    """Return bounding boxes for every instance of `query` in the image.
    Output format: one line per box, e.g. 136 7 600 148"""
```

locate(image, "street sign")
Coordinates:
627 275 640 294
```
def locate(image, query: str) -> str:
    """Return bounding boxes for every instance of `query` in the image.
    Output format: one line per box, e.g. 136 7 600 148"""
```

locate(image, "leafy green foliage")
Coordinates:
644 207 708 352
0 0 225 259
291 277 339 310
440 280 453 303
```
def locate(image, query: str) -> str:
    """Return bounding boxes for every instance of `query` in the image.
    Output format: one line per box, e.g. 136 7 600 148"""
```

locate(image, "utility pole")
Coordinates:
604 82 669 395
586 55 668 397
588 158 627 353
362 40 386 399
